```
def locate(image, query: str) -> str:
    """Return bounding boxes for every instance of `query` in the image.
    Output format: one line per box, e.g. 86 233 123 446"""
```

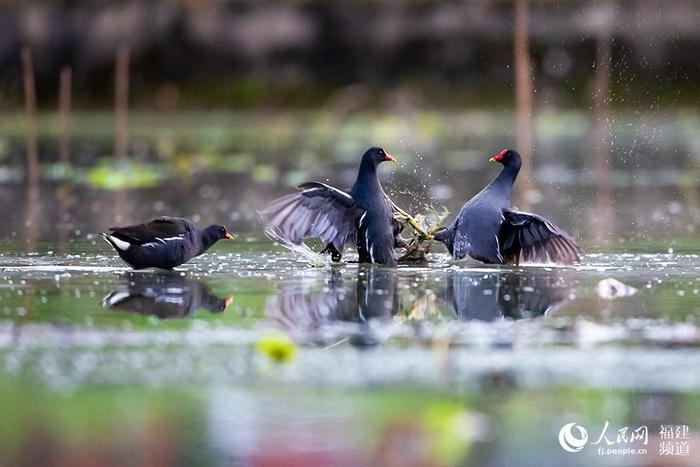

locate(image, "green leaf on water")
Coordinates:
86 160 164 190
252 164 277 183
257 332 297 363
213 153 254 172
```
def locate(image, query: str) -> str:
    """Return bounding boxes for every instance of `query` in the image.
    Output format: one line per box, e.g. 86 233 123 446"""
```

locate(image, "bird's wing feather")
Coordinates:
108 217 190 245
498 210 581 265
263 182 361 251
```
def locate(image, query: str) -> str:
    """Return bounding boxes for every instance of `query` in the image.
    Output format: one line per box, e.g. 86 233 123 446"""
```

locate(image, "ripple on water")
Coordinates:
0 245 698 390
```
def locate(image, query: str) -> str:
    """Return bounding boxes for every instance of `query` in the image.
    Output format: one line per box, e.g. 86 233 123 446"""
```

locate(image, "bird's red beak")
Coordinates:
385 154 396 163
489 149 507 162
224 228 234 240
224 296 234 308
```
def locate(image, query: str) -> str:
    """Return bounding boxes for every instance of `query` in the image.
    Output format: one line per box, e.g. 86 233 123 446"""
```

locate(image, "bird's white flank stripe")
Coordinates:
494 235 503 263
107 235 131 251
160 235 184 241
104 291 129 306
359 211 373 263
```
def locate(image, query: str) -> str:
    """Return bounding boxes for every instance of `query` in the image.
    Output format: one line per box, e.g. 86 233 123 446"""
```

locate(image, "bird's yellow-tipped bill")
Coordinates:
224 296 234 308
489 149 507 163
224 229 234 240
385 154 397 163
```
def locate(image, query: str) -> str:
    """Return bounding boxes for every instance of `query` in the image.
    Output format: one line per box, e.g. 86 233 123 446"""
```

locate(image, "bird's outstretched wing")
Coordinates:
108 217 191 245
263 182 362 252
498 210 581 265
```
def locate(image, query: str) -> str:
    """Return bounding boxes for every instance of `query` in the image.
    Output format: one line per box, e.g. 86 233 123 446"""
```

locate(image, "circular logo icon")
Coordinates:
558 423 588 452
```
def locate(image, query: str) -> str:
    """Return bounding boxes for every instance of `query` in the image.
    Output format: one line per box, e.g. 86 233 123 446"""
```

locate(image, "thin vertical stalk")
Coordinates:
21 47 40 248
593 11 614 247
21 47 39 186
58 66 72 165
513 0 534 207
114 46 129 161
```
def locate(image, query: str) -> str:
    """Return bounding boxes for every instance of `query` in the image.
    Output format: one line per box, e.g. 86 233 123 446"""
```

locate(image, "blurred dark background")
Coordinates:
0 0 698 110
0 0 698 250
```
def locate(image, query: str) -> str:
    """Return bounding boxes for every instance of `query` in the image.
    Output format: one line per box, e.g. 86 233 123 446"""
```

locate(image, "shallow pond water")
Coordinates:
1 240 699 465
0 109 698 464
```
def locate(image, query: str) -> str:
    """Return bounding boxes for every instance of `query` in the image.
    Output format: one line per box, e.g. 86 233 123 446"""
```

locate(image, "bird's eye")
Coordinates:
378 149 384 155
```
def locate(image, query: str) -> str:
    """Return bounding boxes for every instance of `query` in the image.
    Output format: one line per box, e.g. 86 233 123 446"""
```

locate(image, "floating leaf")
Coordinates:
257 332 297 363
86 160 165 190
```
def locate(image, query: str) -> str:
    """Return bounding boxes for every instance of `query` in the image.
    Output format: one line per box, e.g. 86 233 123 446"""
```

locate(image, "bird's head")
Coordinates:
204 225 234 242
203 294 234 314
363 147 396 166
489 149 522 169
215 296 234 313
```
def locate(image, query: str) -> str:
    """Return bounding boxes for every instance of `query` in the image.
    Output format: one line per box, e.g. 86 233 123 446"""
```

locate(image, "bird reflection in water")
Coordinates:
444 272 574 321
103 274 233 319
269 267 575 335
271 267 399 327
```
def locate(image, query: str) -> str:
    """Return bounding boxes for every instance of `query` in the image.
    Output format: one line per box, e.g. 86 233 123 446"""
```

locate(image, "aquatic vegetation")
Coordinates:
257 331 298 363
87 160 165 190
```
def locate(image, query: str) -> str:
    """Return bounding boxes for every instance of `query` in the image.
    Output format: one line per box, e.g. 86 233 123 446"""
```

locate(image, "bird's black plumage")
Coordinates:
263 147 399 266
270 267 399 330
101 216 233 269
433 149 581 265
445 271 573 321
103 274 233 319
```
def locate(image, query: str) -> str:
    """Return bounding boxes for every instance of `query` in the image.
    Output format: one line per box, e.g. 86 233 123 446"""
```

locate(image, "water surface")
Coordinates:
0 240 698 465
1 110 699 464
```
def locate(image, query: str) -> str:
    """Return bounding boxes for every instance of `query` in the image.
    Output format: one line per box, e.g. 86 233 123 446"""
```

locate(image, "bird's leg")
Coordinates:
320 243 343 262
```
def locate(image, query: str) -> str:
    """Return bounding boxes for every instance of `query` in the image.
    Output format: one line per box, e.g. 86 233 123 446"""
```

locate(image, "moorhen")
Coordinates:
263 147 401 266
271 267 399 328
103 274 233 318
433 149 580 265
445 272 573 321
269 267 399 347
101 216 234 269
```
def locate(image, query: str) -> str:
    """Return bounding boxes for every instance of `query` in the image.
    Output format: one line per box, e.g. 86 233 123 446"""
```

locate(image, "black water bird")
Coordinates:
263 147 401 266
269 267 573 332
103 274 233 319
444 272 574 321
101 216 234 269
433 149 580 265
271 267 399 328
269 267 399 347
